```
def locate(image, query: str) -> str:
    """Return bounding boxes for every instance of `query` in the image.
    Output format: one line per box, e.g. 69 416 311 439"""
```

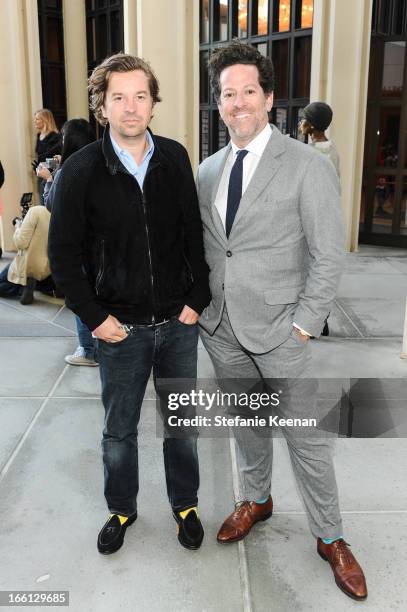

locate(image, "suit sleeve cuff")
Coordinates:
292 322 312 337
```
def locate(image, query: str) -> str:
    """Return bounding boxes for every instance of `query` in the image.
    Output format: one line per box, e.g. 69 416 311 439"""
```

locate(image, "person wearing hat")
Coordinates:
299 102 340 337
299 102 340 178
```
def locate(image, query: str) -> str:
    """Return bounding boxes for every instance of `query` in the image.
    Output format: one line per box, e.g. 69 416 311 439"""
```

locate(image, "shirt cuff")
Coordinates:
292 322 312 337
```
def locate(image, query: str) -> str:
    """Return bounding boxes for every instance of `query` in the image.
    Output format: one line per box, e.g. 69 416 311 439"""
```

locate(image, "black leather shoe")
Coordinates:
173 508 204 550
97 512 137 555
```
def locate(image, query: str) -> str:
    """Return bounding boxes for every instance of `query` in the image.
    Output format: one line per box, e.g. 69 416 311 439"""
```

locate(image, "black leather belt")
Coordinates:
120 317 171 332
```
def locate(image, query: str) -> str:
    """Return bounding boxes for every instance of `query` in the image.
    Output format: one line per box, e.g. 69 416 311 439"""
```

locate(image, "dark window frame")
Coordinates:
37 0 67 128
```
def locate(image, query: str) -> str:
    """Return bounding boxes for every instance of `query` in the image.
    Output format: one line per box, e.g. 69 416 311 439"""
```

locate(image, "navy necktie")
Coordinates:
225 149 249 238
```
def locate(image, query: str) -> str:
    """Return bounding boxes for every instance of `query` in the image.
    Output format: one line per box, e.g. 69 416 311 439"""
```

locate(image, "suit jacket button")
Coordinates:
226 250 232 257
222 283 224 290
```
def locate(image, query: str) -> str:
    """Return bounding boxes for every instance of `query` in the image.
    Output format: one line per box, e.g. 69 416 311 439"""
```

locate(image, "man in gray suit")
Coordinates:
197 42 367 601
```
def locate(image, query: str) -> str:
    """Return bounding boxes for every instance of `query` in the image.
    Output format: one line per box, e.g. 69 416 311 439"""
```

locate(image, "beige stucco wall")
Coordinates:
0 0 42 251
63 0 89 120
311 0 372 251
124 0 138 56
134 0 199 170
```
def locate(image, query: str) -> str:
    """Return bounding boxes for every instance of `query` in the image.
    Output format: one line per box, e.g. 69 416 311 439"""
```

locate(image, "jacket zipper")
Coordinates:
95 239 105 296
118 162 158 324
141 184 155 324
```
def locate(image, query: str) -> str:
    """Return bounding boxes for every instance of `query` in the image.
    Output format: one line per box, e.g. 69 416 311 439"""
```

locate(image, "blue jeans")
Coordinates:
97 317 200 516
75 315 96 359
0 264 21 297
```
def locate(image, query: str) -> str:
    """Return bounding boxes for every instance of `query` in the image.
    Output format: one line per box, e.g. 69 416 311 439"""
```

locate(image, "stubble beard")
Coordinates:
116 120 147 141
229 115 264 147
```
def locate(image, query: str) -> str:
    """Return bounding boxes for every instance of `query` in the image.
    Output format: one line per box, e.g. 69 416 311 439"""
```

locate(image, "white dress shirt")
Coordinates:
214 123 272 228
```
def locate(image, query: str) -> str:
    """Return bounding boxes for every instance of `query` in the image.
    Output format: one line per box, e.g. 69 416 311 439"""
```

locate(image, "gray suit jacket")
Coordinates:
196 125 344 353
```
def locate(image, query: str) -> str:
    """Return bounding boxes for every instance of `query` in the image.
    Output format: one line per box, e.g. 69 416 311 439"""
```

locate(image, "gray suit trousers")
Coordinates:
200 306 343 540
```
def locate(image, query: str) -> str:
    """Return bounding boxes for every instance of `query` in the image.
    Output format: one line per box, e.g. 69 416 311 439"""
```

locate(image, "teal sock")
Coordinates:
255 497 269 504
322 536 343 544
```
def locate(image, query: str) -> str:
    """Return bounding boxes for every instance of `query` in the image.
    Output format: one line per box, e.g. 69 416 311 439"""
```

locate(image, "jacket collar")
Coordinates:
210 123 287 204
229 124 287 231
101 124 168 175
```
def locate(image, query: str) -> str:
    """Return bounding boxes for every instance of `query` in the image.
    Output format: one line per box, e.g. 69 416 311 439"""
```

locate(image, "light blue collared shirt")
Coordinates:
109 129 155 190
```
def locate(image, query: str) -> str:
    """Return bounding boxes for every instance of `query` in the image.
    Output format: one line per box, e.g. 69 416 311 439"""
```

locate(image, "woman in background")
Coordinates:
33 109 62 205
0 205 52 304
37 118 97 367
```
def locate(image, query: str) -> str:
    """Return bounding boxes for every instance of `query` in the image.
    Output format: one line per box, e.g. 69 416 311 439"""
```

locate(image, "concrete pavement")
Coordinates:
0 245 406 611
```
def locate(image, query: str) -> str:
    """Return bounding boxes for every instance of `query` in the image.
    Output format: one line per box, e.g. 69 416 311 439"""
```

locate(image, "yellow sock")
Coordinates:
179 507 198 520
110 514 129 525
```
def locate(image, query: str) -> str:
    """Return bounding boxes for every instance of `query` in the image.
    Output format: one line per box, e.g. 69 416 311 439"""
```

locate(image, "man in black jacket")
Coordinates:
48 54 210 553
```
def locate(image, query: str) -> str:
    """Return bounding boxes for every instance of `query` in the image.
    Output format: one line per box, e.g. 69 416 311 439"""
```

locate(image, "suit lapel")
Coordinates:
210 143 231 242
232 126 286 231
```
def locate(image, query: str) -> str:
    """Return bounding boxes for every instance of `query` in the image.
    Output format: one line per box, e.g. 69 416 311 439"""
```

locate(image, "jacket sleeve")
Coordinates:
13 207 38 251
178 146 211 314
48 155 109 331
43 169 61 212
293 153 345 337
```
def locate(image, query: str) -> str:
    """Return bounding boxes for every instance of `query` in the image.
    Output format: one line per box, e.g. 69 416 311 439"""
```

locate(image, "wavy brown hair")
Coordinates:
88 53 162 126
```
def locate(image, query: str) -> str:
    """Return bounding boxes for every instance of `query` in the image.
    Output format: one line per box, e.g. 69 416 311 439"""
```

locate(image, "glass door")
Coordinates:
360 2 407 247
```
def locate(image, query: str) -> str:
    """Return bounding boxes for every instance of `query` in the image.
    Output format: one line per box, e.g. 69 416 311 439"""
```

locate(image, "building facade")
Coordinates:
0 0 404 253
360 0 407 247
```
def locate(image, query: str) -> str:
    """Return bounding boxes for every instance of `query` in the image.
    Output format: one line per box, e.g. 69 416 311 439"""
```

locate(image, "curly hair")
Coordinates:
88 53 162 126
209 41 274 102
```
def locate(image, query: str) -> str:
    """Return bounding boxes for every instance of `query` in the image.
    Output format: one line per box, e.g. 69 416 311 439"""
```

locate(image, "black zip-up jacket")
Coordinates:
48 127 210 331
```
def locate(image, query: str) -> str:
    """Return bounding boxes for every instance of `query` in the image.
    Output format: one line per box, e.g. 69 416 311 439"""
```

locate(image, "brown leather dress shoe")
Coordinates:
217 496 273 543
317 538 367 600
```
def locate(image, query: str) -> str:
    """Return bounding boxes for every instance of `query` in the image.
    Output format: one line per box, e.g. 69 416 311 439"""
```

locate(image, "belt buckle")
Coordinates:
144 318 169 328
154 317 170 327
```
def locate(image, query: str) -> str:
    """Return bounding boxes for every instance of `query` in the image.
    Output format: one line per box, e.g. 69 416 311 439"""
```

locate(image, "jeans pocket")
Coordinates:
100 331 132 347
175 316 198 327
